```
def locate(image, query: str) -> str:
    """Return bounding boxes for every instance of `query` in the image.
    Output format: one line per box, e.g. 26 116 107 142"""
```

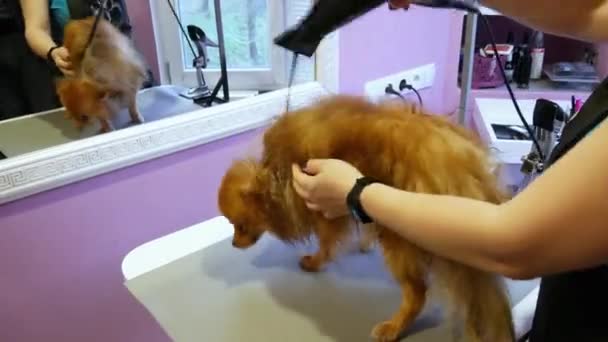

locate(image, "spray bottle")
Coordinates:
530 31 545 79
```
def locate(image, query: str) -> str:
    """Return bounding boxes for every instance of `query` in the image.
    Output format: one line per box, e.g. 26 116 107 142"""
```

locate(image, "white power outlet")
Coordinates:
364 63 436 102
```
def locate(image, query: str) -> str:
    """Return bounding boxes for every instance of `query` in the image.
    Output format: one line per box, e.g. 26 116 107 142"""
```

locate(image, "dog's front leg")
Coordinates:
299 218 348 272
128 92 144 124
98 117 115 133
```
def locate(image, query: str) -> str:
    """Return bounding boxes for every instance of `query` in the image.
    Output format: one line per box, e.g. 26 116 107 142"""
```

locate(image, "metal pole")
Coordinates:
458 11 478 125
214 0 229 101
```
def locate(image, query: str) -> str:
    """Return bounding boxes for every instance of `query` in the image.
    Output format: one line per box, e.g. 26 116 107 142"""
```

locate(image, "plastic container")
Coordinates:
472 53 507 89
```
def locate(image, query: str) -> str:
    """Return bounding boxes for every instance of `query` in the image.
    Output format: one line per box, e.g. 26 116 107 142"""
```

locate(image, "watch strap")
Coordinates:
46 46 60 64
346 176 378 224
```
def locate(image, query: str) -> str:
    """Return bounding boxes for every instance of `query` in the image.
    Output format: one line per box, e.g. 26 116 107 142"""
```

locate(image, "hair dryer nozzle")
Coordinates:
533 99 566 132
274 27 320 58
274 0 386 57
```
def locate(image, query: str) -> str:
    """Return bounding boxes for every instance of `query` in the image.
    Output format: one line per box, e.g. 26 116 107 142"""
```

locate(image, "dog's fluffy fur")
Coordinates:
218 96 514 341
56 17 147 132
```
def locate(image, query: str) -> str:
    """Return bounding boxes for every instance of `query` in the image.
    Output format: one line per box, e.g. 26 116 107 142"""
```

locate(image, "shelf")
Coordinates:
459 4 597 125
468 78 594 98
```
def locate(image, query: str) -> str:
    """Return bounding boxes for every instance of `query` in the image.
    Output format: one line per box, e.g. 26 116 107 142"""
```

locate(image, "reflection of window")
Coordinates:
152 0 315 91
180 0 270 70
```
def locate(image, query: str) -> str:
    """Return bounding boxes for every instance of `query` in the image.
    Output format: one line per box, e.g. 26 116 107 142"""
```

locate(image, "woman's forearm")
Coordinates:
20 0 56 59
360 183 527 278
480 0 608 42
357 119 608 280
24 29 57 60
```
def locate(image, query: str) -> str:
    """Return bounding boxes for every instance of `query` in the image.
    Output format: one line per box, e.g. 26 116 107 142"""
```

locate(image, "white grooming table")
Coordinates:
122 216 233 281
122 216 539 341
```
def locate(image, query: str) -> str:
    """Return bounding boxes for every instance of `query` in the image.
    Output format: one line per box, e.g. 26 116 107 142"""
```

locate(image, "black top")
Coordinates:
529 77 608 341
0 0 23 34
68 0 132 36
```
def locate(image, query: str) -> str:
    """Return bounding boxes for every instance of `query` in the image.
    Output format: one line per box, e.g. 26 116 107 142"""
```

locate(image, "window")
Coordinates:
151 0 315 91
179 0 271 70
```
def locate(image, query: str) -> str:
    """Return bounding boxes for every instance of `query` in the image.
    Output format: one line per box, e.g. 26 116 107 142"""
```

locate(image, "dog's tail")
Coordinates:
432 261 515 342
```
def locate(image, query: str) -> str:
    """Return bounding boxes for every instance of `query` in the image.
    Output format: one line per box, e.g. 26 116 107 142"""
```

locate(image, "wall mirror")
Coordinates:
0 0 339 205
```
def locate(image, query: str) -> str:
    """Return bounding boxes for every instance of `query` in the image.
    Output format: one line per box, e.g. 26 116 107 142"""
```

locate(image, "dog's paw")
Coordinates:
98 126 114 134
131 115 144 124
359 241 375 254
299 255 321 273
371 320 402 341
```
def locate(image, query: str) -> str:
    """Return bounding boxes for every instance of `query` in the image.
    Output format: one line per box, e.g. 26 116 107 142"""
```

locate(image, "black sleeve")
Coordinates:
66 0 90 20
0 0 24 31
67 0 156 87
67 0 132 36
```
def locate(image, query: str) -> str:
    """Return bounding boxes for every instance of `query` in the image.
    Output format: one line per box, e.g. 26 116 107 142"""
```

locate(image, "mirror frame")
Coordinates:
0 11 339 205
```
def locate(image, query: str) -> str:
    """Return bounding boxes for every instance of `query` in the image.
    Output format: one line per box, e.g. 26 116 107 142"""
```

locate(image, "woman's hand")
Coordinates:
292 159 363 219
388 0 410 10
50 47 74 76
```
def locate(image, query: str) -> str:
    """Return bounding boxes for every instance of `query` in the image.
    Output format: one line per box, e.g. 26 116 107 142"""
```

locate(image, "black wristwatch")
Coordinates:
46 46 60 65
346 176 378 224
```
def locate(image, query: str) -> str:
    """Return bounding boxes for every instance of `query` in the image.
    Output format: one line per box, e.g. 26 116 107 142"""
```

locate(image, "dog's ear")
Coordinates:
230 159 266 197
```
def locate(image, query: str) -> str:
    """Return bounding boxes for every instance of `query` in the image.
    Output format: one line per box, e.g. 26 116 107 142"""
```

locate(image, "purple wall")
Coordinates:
0 129 264 342
339 6 464 116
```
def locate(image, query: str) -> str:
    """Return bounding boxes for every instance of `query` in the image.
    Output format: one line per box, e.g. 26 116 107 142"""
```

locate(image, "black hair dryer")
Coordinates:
273 0 478 57
274 0 386 57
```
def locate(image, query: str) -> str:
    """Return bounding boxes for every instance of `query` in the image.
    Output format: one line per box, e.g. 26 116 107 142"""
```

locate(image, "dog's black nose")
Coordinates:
232 240 237 247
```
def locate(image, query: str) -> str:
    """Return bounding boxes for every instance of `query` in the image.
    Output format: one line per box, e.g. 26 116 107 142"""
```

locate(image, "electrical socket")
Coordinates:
364 63 436 102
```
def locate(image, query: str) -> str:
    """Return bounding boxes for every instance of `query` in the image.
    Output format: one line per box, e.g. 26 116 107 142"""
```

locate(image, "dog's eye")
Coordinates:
235 225 246 233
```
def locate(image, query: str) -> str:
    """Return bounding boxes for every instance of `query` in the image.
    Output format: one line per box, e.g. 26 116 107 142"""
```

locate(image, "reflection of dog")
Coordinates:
56 16 147 133
218 96 514 342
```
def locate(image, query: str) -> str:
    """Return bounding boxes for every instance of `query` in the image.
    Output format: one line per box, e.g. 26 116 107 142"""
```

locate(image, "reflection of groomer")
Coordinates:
21 0 73 77
22 0 156 90
0 0 62 121
0 0 157 121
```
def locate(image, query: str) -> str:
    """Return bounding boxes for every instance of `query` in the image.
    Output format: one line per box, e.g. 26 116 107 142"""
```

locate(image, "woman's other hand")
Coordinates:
51 47 74 76
292 159 363 219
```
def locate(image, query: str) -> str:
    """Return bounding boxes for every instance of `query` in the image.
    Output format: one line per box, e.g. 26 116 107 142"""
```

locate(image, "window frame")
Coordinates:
151 0 314 91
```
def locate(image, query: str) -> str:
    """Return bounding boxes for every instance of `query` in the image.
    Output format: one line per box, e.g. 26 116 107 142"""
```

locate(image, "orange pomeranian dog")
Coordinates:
218 96 516 342
56 17 147 133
